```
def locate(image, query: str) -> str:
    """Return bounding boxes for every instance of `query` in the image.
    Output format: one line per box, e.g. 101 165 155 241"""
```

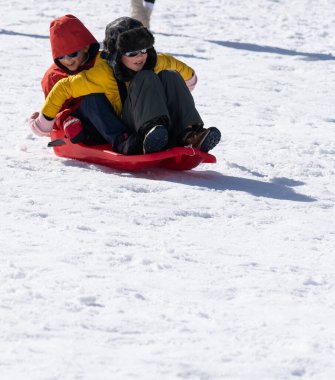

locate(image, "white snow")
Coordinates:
1 1 335 379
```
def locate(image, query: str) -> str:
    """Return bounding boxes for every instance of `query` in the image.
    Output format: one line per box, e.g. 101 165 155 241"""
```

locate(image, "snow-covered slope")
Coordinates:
1 1 335 379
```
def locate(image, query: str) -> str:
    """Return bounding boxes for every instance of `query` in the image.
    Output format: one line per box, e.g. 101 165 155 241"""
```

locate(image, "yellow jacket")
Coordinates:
42 53 194 119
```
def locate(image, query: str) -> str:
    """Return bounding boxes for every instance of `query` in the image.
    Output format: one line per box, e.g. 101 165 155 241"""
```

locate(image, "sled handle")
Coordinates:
48 139 66 147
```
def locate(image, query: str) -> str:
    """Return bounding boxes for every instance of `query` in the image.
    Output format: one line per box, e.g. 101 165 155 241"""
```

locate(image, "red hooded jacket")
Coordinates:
41 14 101 109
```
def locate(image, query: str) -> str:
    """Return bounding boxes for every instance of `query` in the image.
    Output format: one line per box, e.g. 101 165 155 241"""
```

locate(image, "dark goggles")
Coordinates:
123 48 149 57
58 50 81 60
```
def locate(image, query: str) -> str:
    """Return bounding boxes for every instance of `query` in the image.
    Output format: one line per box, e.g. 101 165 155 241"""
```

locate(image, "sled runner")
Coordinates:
49 128 216 171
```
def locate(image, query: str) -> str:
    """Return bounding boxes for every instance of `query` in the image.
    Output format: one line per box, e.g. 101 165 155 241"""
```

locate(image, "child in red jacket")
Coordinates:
29 14 141 154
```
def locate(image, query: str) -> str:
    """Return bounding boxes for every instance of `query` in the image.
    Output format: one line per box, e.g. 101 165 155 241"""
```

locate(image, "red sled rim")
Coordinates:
49 128 217 171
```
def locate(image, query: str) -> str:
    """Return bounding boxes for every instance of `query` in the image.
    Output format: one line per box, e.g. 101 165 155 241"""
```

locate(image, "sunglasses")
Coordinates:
123 48 149 57
58 50 81 60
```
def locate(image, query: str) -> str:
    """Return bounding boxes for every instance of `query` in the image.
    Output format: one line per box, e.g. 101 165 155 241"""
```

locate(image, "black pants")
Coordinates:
76 93 128 145
122 70 203 145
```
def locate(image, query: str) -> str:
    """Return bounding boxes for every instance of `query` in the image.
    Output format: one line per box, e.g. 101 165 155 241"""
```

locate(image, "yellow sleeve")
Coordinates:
41 64 110 118
155 53 194 81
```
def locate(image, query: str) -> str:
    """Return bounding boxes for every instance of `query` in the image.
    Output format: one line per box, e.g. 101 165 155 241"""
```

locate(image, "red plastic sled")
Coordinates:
49 128 216 171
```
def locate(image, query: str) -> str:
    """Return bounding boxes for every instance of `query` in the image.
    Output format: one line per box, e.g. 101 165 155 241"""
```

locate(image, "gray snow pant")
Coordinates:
122 70 203 145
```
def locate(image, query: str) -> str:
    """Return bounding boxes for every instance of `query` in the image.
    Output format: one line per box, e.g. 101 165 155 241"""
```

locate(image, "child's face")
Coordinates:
58 47 89 72
121 50 148 72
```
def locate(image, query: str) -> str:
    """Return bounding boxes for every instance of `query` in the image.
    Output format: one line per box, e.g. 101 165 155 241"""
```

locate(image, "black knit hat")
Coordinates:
103 17 157 82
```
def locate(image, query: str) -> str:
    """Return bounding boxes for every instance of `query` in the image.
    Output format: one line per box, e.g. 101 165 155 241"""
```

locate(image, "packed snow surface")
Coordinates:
1 1 335 379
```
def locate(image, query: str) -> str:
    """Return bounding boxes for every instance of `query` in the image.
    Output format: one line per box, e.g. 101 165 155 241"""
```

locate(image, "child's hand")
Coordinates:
185 73 198 92
63 116 85 144
29 112 55 137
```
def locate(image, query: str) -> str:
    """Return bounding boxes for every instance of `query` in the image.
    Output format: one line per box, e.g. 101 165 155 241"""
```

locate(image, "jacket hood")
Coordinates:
50 14 100 71
103 17 157 82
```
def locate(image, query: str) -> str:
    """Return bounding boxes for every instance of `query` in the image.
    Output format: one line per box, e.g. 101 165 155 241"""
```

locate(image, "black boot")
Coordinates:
115 133 142 155
140 116 169 154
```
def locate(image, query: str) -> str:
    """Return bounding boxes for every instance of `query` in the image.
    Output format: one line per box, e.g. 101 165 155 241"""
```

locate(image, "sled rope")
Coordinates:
184 144 196 156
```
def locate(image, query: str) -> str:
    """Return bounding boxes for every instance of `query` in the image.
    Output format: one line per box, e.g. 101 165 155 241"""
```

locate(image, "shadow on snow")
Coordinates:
207 40 335 61
3 28 333 61
156 32 335 61
143 169 317 202
63 160 315 203
0 28 49 39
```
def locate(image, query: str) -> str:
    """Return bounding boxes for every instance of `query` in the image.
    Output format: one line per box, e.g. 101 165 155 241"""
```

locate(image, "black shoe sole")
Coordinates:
143 126 169 154
198 127 221 152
